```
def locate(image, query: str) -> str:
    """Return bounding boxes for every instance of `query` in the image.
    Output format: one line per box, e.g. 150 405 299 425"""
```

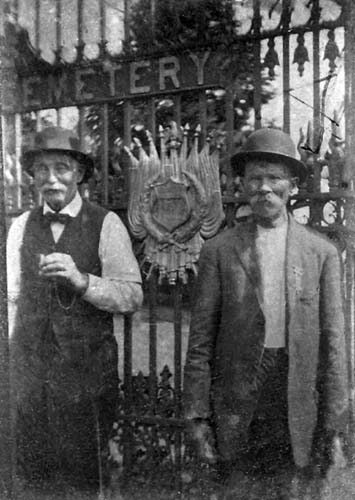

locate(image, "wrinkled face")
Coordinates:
243 160 296 224
33 152 84 211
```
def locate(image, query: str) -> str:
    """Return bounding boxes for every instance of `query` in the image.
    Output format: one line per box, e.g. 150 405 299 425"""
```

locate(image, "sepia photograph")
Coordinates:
0 1 355 499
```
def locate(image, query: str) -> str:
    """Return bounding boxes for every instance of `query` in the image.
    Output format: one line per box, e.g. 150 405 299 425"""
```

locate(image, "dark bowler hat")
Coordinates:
231 128 307 184
22 126 94 183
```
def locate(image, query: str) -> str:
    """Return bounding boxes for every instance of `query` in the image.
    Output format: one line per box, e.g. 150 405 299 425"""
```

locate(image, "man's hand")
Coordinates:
186 419 218 465
39 252 89 295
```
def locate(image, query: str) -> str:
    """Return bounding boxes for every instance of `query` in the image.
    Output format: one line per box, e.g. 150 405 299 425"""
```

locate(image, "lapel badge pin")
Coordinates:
292 265 303 293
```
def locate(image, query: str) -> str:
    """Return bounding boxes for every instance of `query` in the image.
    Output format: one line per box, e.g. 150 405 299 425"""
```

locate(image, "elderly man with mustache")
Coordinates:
7 127 142 491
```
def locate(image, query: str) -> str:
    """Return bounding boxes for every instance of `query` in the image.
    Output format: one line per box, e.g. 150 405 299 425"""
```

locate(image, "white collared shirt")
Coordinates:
256 221 288 348
7 191 143 327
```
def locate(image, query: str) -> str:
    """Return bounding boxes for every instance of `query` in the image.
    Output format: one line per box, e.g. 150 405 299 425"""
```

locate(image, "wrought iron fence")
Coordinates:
1 0 355 496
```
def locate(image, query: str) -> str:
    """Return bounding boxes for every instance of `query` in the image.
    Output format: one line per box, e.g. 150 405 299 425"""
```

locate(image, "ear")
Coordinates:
289 176 299 195
76 165 85 184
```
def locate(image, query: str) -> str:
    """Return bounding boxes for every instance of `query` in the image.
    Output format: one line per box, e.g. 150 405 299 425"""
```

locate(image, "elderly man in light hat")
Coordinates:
7 127 143 490
183 128 348 498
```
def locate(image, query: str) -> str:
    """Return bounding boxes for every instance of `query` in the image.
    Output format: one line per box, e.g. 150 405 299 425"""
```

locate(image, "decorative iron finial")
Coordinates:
293 33 309 77
323 30 340 74
264 38 280 78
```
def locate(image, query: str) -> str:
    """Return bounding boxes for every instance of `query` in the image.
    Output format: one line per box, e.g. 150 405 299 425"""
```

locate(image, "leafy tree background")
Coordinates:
129 0 238 51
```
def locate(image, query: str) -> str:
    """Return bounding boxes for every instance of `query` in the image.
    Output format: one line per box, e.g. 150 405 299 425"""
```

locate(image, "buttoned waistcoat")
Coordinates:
183 215 348 467
11 201 118 409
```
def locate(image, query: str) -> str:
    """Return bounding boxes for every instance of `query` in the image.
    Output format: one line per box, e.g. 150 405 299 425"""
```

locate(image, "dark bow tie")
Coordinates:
43 212 73 225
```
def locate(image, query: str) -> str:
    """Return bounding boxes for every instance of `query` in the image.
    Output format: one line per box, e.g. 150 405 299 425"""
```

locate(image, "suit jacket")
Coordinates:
183 214 348 467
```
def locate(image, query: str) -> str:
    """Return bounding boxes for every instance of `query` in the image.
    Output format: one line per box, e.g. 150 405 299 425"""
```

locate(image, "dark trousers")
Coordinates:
217 349 292 476
246 347 293 476
219 349 297 499
216 349 337 499
16 383 117 488
14 323 119 489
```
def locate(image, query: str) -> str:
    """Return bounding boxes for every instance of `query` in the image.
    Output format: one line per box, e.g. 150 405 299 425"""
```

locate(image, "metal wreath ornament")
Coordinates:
126 124 224 285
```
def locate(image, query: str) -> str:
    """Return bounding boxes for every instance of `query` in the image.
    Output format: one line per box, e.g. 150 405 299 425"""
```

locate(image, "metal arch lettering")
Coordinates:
18 51 217 112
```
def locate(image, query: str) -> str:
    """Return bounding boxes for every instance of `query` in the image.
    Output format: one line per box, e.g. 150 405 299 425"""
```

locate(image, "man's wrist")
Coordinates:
75 272 90 296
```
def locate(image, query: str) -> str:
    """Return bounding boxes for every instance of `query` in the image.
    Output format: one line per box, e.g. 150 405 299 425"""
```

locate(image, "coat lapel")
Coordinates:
231 221 263 308
286 215 304 324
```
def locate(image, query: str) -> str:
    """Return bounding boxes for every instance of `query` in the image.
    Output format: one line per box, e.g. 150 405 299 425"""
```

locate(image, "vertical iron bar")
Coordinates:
198 90 207 143
253 43 262 129
124 0 131 49
35 112 42 206
123 314 133 471
77 0 84 55
312 0 321 194
173 279 183 496
148 271 157 413
78 106 85 147
308 0 322 229
174 281 182 416
148 270 158 476
149 97 156 142
0 96 12 500
78 106 88 199
174 94 182 129
252 0 262 129
123 100 132 147
150 0 156 42
344 0 355 462
123 99 133 476
344 0 355 192
35 0 40 50
282 1 291 133
99 0 106 44
123 100 132 205
100 103 109 206
56 0 61 54
345 247 355 462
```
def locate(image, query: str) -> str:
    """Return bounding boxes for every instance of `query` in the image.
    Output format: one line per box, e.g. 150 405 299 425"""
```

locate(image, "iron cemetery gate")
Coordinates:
1 0 355 495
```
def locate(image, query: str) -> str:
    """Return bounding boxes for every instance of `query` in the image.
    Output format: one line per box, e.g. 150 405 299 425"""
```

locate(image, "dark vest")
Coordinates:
12 200 118 405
